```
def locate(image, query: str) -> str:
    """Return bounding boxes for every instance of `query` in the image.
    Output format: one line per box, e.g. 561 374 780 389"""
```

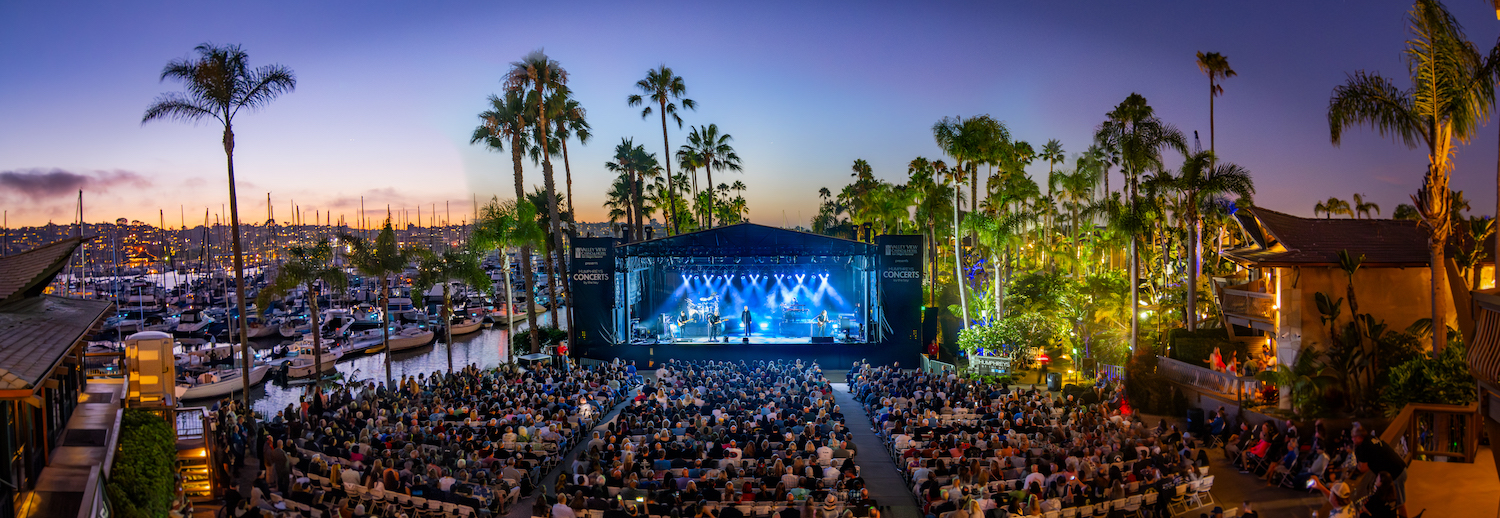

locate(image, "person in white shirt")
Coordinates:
816 442 833 463
1023 465 1047 492
552 494 578 518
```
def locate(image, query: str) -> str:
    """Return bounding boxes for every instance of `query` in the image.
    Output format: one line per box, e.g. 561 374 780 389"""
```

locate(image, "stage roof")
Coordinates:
619 223 876 257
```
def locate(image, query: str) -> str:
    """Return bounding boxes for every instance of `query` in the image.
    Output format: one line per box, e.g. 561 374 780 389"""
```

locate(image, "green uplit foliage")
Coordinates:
1381 341 1477 416
106 409 176 518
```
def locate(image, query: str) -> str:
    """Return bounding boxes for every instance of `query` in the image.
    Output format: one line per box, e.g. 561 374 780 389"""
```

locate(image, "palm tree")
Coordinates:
1094 93 1187 354
1314 197 1352 218
412 246 490 373
1328 0 1496 353
340 220 420 386
1352 193 1381 218
256 240 345 387
470 89 545 354
1196 52 1237 163
506 50 573 344
1053 154 1105 280
962 211 1028 322
143 43 295 406
472 198 546 354
629 65 697 236
1174 150 1254 331
682 124 742 228
550 92 591 232
1040 139 1066 180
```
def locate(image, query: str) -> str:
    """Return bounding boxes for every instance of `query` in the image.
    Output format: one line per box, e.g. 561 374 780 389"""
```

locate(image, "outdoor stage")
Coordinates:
568 223 926 367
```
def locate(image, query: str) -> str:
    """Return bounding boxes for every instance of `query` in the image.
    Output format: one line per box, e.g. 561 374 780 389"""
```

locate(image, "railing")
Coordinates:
1379 400 1480 464
1156 356 1262 401
921 355 955 374
83 351 126 379
1220 288 1275 321
1099 364 1126 383
176 406 211 443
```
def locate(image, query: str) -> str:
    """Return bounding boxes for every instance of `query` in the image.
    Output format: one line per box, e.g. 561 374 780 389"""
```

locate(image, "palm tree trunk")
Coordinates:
510 133 541 354
503 251 516 357
562 139 576 233
660 106 680 236
633 172 645 240
534 84 569 343
1187 213 1200 332
1130 238 1139 355
443 284 453 373
222 125 254 408
954 180 968 330
541 226 559 325
381 276 391 386
993 253 1001 321
308 284 323 387
1431 238 1448 353
705 168 716 229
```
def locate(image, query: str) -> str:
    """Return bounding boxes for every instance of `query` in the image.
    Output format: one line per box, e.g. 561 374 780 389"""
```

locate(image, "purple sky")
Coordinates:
4 1 1500 228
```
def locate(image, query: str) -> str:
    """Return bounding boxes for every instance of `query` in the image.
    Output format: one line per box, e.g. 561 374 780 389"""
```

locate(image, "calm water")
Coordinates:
232 311 563 419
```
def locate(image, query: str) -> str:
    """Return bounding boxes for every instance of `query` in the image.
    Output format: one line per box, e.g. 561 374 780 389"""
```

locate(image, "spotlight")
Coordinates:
796 274 805 283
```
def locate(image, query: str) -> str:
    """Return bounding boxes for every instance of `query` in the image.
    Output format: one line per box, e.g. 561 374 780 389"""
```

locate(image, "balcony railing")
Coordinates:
1380 400 1480 464
1220 288 1275 322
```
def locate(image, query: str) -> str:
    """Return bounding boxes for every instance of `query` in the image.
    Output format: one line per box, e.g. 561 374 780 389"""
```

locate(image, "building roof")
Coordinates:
1223 206 1431 267
0 237 114 395
0 236 88 305
0 296 113 392
618 223 877 257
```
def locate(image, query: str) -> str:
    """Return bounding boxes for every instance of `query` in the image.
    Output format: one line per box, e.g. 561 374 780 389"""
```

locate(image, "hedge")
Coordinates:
107 409 177 518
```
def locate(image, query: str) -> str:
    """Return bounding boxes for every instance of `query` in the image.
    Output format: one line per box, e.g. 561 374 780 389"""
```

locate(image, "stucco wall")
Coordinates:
1282 265 1455 352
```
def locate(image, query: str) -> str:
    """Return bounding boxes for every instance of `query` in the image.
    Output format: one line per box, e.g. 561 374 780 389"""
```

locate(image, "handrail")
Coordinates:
1221 288 1274 299
1156 356 1262 402
102 408 122 478
1379 399 1480 464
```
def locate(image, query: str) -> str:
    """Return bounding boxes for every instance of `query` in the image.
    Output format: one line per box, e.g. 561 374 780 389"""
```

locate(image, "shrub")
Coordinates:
1380 342 1477 416
107 409 176 518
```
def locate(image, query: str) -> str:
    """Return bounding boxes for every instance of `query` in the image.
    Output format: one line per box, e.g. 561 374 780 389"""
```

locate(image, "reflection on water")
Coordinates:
238 324 525 418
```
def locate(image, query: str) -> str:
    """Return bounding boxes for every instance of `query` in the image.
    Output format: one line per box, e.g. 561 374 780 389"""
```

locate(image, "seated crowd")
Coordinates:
850 362 1219 518
213 360 638 518
539 359 881 518
1220 410 1408 518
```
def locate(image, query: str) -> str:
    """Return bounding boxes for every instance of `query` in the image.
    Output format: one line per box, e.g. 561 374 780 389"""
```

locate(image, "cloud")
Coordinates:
0 168 152 201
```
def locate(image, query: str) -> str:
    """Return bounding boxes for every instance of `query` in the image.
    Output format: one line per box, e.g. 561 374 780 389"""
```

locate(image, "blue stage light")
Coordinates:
759 322 769 330
796 274 805 283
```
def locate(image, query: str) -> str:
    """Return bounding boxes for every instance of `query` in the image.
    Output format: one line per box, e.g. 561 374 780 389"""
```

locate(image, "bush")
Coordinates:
1380 342 1477 416
511 327 568 355
107 409 176 518
1124 355 1177 415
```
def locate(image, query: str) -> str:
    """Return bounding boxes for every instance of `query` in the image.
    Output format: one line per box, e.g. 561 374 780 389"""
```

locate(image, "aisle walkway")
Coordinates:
829 383 922 518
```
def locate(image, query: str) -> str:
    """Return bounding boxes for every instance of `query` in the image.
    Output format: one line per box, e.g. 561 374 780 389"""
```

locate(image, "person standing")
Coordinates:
741 306 753 339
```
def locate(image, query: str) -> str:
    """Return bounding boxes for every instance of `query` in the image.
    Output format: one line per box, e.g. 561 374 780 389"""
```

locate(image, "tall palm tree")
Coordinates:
471 89 545 353
143 43 295 406
628 65 697 236
340 221 420 386
1040 139 1066 181
1174 150 1254 331
1329 0 1495 353
1314 197 1353 218
682 124 742 228
1352 193 1381 218
962 211 1029 321
1196 52 1237 164
506 50 573 344
472 197 546 354
1053 154 1105 280
550 92 591 232
257 240 345 387
676 145 706 224
1094 93 1188 354
412 246 490 373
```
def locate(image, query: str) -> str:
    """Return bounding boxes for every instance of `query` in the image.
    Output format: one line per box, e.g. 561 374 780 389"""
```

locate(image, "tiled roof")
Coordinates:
0 237 86 306
1223 206 1431 267
0 296 113 391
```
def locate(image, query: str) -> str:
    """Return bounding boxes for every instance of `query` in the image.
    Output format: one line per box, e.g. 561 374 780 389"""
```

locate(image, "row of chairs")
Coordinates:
344 483 480 518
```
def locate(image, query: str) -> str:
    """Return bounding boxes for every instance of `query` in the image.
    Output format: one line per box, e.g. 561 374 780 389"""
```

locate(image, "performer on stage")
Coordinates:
708 309 721 341
815 310 829 337
741 306 753 338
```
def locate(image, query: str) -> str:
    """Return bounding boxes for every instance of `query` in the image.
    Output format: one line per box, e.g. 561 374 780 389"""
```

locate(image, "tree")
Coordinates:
472 198 546 354
507 50 574 345
1314 197 1352 218
1352 193 1381 218
143 43 295 407
340 220 421 386
1196 52 1237 164
412 246 490 373
1328 0 1494 352
1174 150 1254 331
549 92 591 234
629 65 696 236
471 89 545 353
1394 203 1422 220
681 124 742 228
257 240 346 386
1095 93 1188 354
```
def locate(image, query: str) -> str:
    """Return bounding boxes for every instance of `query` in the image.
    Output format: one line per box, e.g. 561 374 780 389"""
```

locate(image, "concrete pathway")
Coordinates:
829 382 922 518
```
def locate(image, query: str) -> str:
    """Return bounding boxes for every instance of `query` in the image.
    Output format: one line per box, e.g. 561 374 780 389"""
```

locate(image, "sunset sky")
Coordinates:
5 1 1500 228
